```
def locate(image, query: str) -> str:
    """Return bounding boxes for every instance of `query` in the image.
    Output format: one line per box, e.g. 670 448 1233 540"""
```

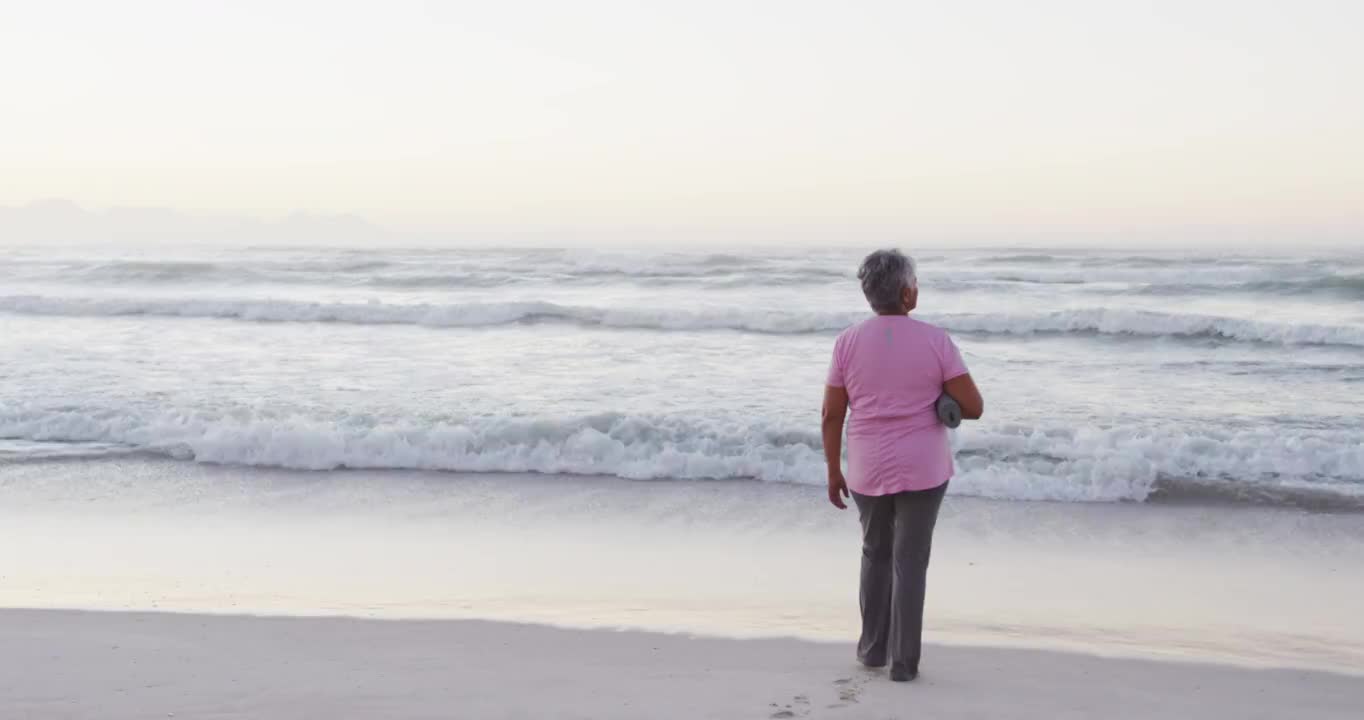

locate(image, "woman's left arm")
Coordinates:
822 384 850 509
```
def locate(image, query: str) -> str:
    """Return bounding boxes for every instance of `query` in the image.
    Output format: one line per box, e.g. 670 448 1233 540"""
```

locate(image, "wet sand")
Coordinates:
4 609 1362 720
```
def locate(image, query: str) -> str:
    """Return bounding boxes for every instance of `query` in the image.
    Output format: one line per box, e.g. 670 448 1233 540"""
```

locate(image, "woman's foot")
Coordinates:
858 655 887 669
889 663 918 682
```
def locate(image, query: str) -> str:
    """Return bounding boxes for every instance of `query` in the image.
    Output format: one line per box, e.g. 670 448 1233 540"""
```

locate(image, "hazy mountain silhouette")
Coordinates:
0 200 388 246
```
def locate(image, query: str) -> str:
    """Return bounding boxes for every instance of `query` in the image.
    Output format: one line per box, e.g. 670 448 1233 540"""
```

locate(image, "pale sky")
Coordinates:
2 0 1361 240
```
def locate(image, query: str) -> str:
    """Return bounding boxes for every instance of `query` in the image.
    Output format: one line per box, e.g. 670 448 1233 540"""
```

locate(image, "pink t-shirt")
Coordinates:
826 315 969 496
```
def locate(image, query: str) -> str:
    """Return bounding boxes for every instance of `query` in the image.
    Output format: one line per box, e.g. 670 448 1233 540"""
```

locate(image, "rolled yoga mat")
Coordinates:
936 393 962 428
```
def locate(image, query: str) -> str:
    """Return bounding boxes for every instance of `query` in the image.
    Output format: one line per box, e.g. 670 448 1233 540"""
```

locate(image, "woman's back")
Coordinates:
828 314 966 495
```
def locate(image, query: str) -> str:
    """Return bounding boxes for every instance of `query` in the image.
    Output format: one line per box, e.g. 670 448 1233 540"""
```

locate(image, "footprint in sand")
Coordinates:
828 675 866 708
770 676 866 716
769 693 813 718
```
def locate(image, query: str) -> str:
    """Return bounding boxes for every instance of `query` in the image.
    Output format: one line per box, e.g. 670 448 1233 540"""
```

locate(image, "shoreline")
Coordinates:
4 608 1362 719
4 452 1363 514
5 460 1364 676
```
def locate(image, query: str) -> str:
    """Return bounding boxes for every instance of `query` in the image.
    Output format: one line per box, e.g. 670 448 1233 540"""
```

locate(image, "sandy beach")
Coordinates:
5 608 1362 720
4 461 1364 717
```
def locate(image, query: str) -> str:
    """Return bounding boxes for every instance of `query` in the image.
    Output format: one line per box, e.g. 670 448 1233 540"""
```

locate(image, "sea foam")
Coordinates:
3 406 1360 505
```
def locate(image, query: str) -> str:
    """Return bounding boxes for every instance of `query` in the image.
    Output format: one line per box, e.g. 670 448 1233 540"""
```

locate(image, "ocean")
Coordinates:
2 245 1362 509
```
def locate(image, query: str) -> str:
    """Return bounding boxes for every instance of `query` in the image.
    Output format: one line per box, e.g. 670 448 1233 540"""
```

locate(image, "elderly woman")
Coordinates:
822 249 983 683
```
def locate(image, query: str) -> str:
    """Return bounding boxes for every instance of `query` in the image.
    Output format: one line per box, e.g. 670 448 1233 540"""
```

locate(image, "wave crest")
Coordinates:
2 295 1361 347
3 407 1360 505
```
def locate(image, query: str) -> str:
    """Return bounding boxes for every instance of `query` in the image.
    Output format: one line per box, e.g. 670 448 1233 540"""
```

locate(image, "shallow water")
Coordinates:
2 245 1362 505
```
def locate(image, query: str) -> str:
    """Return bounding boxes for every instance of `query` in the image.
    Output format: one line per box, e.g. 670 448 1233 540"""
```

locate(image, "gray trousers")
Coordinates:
851 482 948 670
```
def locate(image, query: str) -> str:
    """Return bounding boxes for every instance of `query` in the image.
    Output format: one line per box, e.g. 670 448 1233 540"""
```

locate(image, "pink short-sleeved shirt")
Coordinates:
827 315 969 496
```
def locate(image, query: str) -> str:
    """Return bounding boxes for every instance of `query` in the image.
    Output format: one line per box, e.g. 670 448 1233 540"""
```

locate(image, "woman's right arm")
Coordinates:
943 373 984 420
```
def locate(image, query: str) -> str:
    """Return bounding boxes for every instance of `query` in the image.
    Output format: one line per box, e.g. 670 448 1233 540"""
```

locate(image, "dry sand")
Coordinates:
3 609 1361 720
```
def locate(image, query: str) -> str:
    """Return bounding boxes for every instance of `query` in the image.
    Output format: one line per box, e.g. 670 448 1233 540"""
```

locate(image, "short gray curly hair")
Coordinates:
858 249 917 314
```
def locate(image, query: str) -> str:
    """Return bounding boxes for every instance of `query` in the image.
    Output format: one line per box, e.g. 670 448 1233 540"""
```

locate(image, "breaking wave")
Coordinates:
2 294 1361 347
2 406 1361 506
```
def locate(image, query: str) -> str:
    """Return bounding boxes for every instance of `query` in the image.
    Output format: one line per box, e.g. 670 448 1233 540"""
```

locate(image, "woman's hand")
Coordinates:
827 470 850 510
